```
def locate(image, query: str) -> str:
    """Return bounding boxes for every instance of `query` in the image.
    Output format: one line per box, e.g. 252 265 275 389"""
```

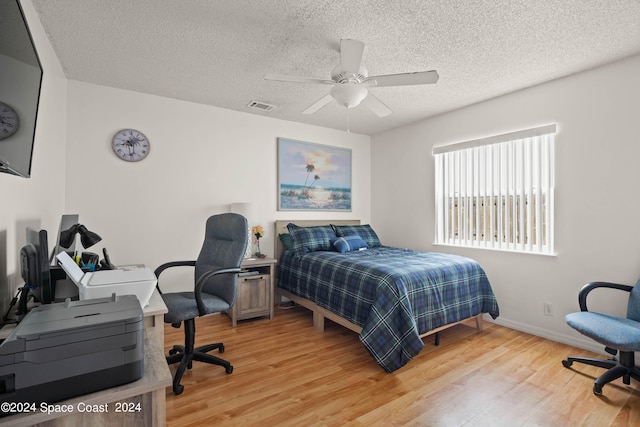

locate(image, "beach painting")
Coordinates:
278 138 352 211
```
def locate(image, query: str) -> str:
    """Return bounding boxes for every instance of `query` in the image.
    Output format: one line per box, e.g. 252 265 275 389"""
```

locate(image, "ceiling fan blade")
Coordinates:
302 94 334 114
362 93 392 117
364 70 439 87
340 39 365 75
264 74 334 85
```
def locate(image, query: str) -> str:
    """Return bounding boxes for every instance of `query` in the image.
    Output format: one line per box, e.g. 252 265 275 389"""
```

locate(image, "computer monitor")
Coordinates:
24 228 52 304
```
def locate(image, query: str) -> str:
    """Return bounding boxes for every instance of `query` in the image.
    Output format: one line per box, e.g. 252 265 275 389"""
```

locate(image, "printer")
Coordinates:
0 295 144 408
56 251 157 308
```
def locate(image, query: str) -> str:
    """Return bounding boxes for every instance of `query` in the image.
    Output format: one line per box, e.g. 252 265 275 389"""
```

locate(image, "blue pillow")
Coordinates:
332 224 381 248
279 233 294 251
332 235 368 253
287 223 336 256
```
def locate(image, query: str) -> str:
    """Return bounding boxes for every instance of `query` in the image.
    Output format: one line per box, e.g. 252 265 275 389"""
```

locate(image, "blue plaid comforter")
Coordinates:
277 247 499 372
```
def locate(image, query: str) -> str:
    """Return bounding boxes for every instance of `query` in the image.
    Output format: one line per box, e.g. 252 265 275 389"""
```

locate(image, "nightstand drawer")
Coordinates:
228 256 277 327
236 274 270 318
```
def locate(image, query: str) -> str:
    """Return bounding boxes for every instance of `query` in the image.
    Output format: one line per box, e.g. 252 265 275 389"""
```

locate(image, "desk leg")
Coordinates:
151 388 166 427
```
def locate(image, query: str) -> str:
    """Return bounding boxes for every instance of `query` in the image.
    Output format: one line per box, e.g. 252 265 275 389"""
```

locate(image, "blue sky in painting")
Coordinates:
278 139 351 189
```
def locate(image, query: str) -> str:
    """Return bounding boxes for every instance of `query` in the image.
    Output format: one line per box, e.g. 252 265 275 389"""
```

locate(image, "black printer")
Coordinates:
0 294 144 408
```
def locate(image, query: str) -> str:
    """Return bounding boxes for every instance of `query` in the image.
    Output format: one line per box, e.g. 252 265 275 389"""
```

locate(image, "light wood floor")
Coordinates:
164 305 640 427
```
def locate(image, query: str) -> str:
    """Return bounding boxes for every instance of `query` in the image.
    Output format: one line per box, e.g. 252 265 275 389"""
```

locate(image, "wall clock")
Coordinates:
111 128 150 162
0 102 19 140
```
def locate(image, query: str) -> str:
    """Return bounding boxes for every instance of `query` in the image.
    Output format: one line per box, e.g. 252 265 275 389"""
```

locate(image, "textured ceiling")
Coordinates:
31 0 640 135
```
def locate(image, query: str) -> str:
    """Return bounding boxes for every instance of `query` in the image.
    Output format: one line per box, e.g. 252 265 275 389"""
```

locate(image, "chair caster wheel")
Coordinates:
593 384 603 395
562 359 573 368
173 384 184 395
226 365 233 374
169 349 178 355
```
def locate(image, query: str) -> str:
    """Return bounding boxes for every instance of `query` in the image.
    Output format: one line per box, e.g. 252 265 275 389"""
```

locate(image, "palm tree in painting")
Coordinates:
310 174 320 187
304 164 315 187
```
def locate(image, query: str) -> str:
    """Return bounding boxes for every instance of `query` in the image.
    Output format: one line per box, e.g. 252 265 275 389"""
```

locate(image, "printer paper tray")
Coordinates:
0 359 143 409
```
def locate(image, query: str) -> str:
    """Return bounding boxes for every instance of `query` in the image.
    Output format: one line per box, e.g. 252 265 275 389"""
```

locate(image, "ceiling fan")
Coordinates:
264 39 439 118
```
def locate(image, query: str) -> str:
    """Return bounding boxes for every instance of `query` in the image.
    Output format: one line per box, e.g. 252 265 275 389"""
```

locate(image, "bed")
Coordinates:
273 220 499 372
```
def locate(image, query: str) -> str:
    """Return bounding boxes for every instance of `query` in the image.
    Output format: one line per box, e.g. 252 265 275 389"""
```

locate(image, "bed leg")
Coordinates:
313 311 325 332
434 332 440 346
475 314 483 331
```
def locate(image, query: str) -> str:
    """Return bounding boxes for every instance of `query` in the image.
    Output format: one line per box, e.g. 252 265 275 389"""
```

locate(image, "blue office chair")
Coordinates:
562 280 640 395
155 213 248 395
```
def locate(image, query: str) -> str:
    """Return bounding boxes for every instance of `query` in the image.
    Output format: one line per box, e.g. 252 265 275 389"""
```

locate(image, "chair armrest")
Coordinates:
578 281 634 312
154 260 197 294
193 267 242 316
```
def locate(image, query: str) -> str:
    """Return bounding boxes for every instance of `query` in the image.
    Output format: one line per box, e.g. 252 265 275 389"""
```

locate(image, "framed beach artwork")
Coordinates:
277 138 352 211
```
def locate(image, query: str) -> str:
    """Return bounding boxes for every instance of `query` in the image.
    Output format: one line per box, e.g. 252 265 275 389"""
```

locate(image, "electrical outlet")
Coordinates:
543 302 554 316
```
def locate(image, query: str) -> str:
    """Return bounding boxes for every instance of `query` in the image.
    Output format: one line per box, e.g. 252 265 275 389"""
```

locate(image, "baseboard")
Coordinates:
482 314 608 356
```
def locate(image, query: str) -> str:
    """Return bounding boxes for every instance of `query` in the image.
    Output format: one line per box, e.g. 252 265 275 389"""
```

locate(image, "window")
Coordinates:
433 124 556 255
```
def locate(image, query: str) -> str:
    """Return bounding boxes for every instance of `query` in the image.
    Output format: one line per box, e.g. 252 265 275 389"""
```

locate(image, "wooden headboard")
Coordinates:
274 219 361 261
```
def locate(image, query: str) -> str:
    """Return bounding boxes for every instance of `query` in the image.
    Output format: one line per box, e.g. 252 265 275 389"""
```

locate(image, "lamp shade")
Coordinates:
59 224 102 249
230 202 253 218
230 203 253 258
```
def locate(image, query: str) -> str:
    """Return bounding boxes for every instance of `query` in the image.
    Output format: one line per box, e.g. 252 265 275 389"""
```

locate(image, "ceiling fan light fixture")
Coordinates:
264 39 439 118
330 84 368 109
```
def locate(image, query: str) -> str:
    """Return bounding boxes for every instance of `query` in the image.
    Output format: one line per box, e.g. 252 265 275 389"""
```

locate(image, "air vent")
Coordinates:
247 100 276 112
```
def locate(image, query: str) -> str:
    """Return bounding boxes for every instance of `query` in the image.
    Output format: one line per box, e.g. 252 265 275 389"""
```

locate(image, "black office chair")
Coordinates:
562 280 640 395
155 213 248 395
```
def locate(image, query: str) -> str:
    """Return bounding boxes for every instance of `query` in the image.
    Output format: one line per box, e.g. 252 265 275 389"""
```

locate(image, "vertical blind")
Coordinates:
433 124 556 254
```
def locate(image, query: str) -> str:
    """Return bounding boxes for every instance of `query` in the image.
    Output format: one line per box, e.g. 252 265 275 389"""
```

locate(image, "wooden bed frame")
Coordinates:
273 220 483 340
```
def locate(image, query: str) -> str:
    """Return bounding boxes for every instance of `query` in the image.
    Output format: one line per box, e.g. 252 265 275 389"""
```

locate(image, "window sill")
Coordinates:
433 242 557 257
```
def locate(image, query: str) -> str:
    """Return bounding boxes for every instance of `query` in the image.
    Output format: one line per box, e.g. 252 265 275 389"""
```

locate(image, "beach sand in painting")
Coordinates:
280 184 351 210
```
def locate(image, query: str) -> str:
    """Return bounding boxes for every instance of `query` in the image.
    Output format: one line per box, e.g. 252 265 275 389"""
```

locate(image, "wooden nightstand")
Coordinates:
227 257 277 327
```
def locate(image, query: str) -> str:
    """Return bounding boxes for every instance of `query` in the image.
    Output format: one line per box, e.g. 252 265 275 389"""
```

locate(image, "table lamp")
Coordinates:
59 224 102 249
230 203 253 258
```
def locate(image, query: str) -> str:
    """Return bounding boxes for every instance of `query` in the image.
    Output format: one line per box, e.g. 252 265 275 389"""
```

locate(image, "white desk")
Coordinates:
0 290 171 427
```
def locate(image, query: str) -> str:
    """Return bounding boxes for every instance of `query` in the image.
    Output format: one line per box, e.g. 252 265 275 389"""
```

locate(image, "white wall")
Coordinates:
371 54 640 353
64 81 370 292
0 0 67 315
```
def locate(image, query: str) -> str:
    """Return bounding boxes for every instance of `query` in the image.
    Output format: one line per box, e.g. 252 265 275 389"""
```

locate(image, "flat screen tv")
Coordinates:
0 0 43 178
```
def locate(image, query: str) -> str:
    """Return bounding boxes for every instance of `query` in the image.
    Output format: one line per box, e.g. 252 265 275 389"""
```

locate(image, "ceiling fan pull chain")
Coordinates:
346 107 351 133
